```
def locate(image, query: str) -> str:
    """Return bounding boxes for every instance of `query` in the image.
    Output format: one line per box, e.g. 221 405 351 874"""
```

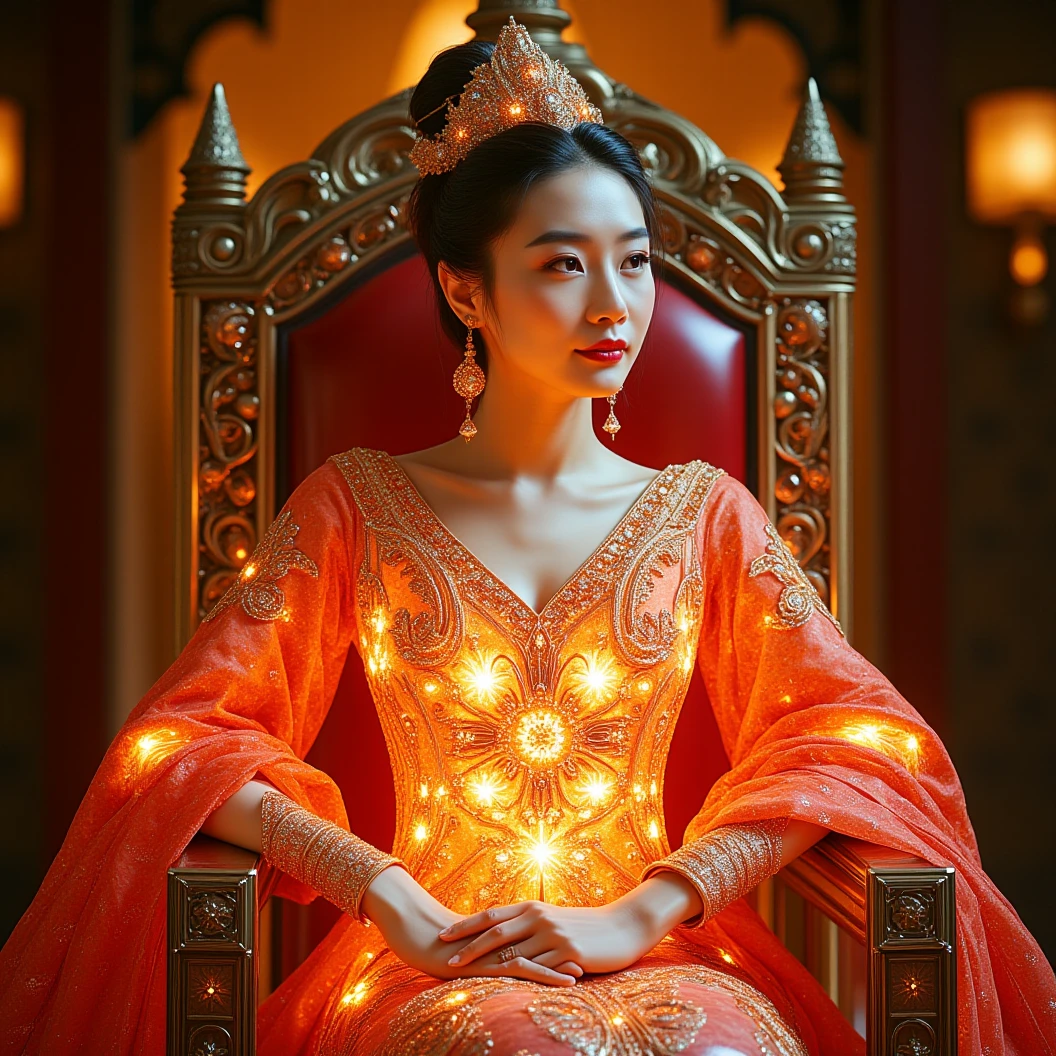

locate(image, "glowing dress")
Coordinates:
1 447 1054 1056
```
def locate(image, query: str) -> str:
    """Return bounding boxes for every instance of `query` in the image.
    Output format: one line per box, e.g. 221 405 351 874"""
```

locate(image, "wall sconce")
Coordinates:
966 88 1056 325
0 96 25 230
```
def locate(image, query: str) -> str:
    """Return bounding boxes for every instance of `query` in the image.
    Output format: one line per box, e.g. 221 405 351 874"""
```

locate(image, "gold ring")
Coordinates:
497 943 519 963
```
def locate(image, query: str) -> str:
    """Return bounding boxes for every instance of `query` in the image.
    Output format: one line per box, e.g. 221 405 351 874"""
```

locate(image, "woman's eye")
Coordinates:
626 252 651 270
548 256 582 274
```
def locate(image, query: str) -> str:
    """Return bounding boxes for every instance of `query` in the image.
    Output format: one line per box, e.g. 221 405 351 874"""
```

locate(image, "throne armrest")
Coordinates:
168 834 260 1056
781 833 957 1056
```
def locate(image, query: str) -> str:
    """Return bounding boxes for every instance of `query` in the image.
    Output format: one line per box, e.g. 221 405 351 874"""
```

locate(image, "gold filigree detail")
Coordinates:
202 508 318 622
748 521 843 636
378 977 537 1056
527 966 707 1054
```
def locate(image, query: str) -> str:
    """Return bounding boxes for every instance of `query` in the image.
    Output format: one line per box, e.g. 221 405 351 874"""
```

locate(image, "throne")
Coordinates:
165 6 955 1054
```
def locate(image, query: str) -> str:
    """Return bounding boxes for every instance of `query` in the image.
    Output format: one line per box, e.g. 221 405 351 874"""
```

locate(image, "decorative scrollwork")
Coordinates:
198 301 260 619
187 1024 233 1056
188 890 237 940
891 1019 936 1056
773 297 833 606
887 890 937 939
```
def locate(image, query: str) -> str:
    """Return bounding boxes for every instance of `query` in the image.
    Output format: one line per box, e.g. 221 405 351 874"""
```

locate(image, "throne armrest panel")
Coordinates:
782 833 957 1056
168 835 260 1056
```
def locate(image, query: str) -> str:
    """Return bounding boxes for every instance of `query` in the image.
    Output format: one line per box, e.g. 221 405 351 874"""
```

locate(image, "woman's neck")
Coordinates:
442 362 619 482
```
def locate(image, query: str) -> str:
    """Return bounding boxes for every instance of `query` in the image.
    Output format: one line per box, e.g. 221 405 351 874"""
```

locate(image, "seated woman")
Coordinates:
1 18 1053 1056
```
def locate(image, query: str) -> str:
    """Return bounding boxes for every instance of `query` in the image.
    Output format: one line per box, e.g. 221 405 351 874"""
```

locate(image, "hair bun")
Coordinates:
409 40 495 137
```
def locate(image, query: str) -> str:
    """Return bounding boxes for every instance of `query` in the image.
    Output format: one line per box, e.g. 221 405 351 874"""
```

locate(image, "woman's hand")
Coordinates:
438 899 653 976
438 872 705 977
360 866 578 987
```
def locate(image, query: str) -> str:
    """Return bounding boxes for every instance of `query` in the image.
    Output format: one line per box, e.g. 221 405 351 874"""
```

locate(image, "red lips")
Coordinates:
574 338 628 363
575 339 628 352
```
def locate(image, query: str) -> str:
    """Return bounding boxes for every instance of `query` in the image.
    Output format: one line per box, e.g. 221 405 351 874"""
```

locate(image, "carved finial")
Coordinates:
179 83 250 209
778 77 846 202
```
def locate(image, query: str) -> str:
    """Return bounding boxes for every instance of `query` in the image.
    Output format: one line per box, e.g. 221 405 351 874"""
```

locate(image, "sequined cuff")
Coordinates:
640 818 788 928
260 790 403 924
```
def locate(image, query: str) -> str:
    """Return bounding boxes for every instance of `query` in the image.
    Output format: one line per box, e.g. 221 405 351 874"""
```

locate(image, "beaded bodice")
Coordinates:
330 448 724 914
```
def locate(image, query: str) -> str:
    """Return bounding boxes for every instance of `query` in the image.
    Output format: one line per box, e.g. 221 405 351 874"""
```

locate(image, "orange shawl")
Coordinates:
0 456 1052 1055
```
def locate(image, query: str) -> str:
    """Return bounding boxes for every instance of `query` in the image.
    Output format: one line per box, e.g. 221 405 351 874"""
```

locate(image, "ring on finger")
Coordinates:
497 943 519 963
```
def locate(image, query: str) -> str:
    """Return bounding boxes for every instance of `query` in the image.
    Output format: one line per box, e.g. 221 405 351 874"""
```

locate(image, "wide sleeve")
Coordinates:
687 472 1056 1056
0 457 365 1056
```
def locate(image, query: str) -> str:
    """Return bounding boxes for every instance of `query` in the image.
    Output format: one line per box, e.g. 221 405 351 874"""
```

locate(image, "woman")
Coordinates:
1 18 1053 1056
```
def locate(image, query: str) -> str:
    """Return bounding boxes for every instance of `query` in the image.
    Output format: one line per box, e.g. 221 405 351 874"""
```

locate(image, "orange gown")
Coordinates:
1 446 1053 1055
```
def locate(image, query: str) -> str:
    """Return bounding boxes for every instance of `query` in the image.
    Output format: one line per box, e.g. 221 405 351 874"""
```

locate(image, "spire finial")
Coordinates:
778 77 846 201
179 83 250 209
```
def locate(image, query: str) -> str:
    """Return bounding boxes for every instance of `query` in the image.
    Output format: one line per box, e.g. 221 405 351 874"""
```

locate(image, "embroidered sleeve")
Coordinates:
748 521 844 637
203 508 320 622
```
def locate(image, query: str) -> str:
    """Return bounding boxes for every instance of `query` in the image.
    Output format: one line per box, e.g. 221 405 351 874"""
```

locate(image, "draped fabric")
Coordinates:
1 446 1052 1056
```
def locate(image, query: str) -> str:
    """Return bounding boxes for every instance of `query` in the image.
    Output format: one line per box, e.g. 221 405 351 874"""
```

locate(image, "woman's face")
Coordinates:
473 164 656 398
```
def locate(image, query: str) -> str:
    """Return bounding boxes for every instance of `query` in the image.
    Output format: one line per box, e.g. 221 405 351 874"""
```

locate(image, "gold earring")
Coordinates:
453 316 486 441
603 386 623 441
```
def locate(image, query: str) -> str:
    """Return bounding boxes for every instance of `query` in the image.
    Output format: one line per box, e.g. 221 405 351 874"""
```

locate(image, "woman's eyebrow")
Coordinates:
524 226 649 248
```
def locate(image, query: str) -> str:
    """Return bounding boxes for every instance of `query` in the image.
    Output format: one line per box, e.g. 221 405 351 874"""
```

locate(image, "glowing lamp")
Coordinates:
0 98 24 229
966 89 1056 323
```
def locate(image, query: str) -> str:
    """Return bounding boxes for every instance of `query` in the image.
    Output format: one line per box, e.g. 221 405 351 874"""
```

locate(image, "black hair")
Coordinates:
406 39 662 363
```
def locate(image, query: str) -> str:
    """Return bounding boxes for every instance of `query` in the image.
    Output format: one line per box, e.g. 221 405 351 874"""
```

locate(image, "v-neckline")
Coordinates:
380 450 673 623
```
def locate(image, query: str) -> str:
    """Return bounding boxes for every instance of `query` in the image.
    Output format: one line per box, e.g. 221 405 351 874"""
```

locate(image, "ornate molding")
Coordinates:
773 297 833 605
197 301 260 620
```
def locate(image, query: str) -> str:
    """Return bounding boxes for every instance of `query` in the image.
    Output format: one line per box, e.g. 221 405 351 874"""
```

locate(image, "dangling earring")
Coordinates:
453 316 486 441
603 386 623 441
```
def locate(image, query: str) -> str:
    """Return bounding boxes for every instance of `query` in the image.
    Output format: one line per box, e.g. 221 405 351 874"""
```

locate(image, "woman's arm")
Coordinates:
200 777 274 851
615 818 830 943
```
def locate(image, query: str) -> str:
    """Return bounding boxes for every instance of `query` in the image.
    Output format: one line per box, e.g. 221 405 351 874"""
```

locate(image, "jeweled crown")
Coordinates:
409 16 604 177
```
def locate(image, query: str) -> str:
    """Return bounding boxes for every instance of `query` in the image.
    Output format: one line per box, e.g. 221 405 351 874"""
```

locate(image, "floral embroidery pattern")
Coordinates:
748 522 844 636
203 508 319 622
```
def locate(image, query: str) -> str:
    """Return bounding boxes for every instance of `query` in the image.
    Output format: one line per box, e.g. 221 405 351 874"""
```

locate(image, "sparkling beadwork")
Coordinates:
408 18 604 177
203 508 319 622
748 521 844 636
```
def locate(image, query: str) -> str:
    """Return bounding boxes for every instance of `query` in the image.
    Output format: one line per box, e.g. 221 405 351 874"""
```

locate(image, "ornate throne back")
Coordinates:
172 0 857 1009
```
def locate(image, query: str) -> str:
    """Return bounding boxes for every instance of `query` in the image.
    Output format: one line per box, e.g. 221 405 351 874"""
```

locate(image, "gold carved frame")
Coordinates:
168 5 955 1055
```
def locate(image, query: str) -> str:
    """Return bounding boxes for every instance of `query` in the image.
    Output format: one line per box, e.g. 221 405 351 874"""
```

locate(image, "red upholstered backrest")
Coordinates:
279 252 748 945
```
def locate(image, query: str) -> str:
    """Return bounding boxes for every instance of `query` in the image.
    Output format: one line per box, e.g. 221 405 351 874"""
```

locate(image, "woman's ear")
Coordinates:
437 262 482 325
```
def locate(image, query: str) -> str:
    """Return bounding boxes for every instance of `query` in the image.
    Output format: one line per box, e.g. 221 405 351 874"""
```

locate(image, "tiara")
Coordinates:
409 17 605 177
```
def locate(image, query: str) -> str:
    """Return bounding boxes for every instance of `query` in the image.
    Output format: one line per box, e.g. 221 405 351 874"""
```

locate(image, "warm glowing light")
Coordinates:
206 986 215 994
234 547 248 560
580 774 612 806
649 780 657 796
719 949 735 964
468 772 502 806
648 819 660 839
637 679 651 693
456 128 466 139
371 608 386 633
681 652 692 672
447 990 468 1005
341 980 368 1006
423 681 438 694
242 563 257 579
839 721 922 774
611 1014 624 1026
132 728 187 776
967 90 1056 223
1011 229 1048 285
462 656 502 701
420 783 429 799
415 823 428 841
509 102 523 116
0 97 25 228
435 785 447 798
513 709 568 765
574 654 618 700
524 822 560 874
